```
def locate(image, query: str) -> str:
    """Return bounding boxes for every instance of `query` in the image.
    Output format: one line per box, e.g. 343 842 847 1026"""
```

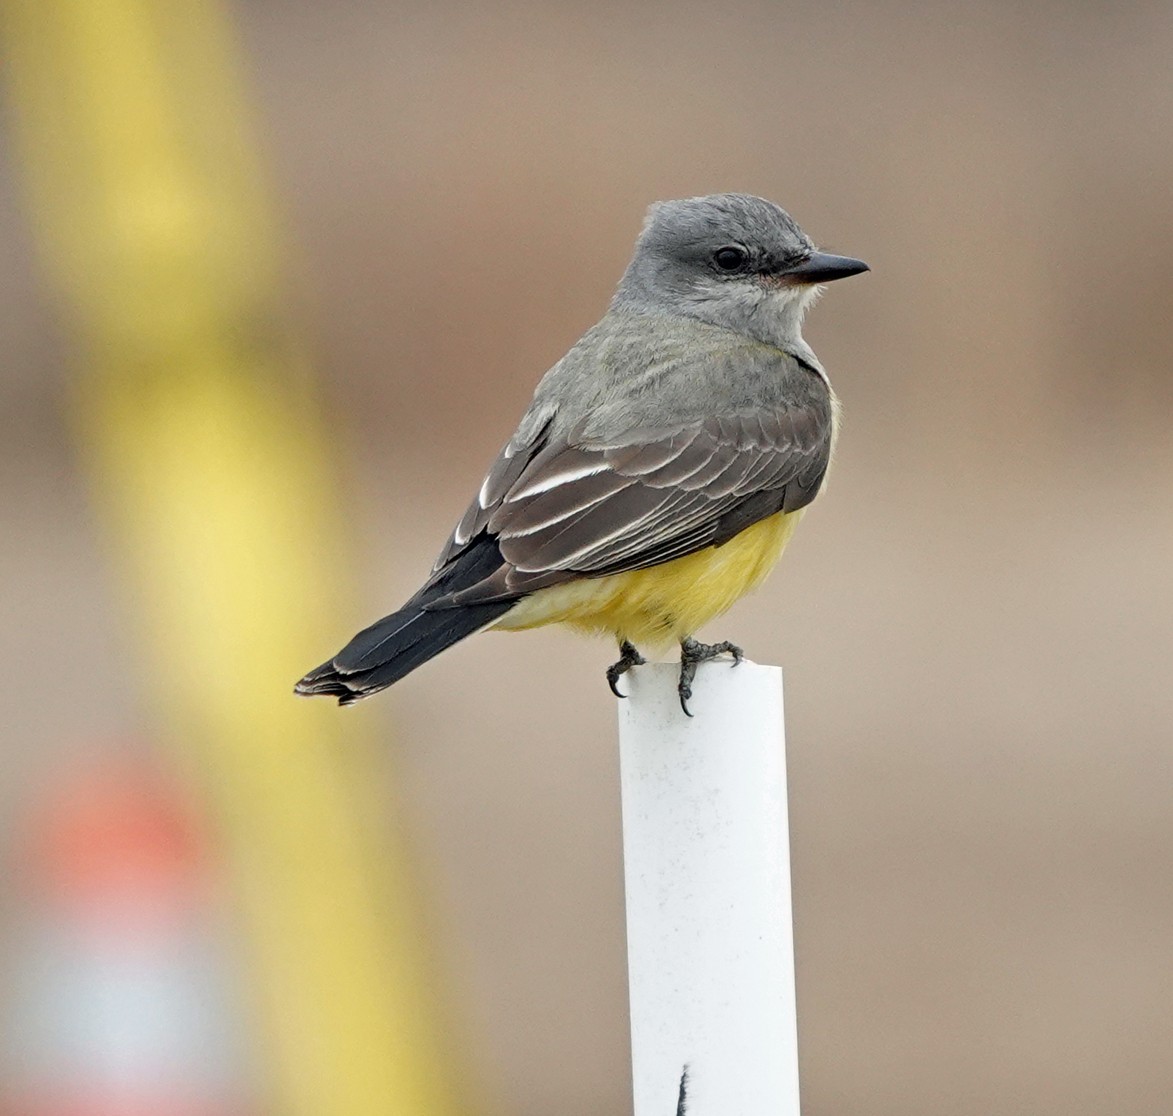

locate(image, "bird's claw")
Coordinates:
677 637 744 715
606 640 646 698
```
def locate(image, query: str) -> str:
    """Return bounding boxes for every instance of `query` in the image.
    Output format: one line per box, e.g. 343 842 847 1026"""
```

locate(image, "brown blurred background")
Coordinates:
3 1 1172 1113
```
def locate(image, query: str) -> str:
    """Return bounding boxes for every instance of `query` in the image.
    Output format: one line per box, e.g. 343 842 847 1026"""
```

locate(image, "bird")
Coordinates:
296 193 867 714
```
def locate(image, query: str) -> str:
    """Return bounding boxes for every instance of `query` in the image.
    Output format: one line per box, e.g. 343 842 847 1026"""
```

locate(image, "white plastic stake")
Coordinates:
618 660 799 1116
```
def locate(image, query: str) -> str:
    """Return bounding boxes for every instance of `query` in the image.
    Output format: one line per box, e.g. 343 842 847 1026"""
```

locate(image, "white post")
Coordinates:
618 660 799 1116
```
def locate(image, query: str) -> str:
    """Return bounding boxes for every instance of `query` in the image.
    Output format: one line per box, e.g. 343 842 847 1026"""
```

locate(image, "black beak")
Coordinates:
780 251 869 284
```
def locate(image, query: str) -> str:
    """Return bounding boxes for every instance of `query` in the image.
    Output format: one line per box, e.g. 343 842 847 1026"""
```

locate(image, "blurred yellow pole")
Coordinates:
2 3 469 1114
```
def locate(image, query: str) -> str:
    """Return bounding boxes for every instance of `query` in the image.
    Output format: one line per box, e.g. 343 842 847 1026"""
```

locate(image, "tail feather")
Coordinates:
295 598 514 705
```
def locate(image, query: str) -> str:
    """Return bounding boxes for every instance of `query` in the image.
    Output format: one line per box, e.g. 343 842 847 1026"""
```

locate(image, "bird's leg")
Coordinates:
677 636 743 716
606 639 646 698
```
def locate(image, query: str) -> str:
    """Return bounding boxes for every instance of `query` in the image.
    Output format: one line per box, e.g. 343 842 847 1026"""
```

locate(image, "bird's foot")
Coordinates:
677 637 743 716
606 640 647 698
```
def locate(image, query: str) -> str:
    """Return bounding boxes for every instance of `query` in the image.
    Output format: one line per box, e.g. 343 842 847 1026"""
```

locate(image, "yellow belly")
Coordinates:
494 509 803 648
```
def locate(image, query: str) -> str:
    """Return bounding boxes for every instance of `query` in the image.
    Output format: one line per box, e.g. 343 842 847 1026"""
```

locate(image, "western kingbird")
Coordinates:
296 193 867 713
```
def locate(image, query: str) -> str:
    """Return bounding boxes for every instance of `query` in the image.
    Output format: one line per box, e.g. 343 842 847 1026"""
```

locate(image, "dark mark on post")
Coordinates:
676 1064 689 1115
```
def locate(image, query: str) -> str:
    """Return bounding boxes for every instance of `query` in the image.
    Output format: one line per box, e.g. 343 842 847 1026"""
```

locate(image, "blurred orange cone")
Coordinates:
3 757 257 1116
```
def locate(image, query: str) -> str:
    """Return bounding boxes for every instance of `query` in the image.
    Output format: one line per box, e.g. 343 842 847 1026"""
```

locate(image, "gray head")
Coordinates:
614 193 867 352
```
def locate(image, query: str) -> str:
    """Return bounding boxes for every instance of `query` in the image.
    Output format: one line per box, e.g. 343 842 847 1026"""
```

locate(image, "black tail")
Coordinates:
295 596 514 705
297 532 520 705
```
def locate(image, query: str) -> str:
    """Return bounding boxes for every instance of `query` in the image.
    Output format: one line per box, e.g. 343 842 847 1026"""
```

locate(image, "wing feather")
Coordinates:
497 466 635 537
498 408 828 582
426 396 832 606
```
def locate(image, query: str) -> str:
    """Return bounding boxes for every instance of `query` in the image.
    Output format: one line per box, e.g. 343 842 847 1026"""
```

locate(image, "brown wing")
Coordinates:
425 403 831 607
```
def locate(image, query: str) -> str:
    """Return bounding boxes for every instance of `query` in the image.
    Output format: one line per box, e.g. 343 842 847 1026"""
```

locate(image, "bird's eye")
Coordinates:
713 246 749 271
